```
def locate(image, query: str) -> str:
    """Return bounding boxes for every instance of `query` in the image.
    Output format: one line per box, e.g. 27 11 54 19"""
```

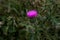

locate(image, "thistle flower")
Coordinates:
27 10 38 18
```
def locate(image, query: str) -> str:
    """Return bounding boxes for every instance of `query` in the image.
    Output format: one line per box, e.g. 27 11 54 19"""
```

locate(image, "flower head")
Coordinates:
27 10 38 18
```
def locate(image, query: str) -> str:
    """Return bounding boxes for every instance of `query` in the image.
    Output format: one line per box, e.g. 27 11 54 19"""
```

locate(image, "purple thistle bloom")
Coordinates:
27 10 38 18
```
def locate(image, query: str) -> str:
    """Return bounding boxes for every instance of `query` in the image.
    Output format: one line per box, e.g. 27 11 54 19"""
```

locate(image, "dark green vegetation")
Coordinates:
0 0 60 40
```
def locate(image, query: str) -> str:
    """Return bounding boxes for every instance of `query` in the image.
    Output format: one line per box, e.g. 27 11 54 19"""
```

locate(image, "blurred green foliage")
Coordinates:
0 0 60 40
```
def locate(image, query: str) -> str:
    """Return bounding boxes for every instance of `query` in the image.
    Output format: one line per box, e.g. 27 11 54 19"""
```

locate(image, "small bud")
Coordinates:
56 23 60 29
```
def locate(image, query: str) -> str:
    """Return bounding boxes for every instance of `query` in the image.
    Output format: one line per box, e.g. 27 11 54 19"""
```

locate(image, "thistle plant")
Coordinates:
0 0 60 40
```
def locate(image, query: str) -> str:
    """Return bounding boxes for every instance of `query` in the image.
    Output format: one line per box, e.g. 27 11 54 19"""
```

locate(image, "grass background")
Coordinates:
0 0 60 40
